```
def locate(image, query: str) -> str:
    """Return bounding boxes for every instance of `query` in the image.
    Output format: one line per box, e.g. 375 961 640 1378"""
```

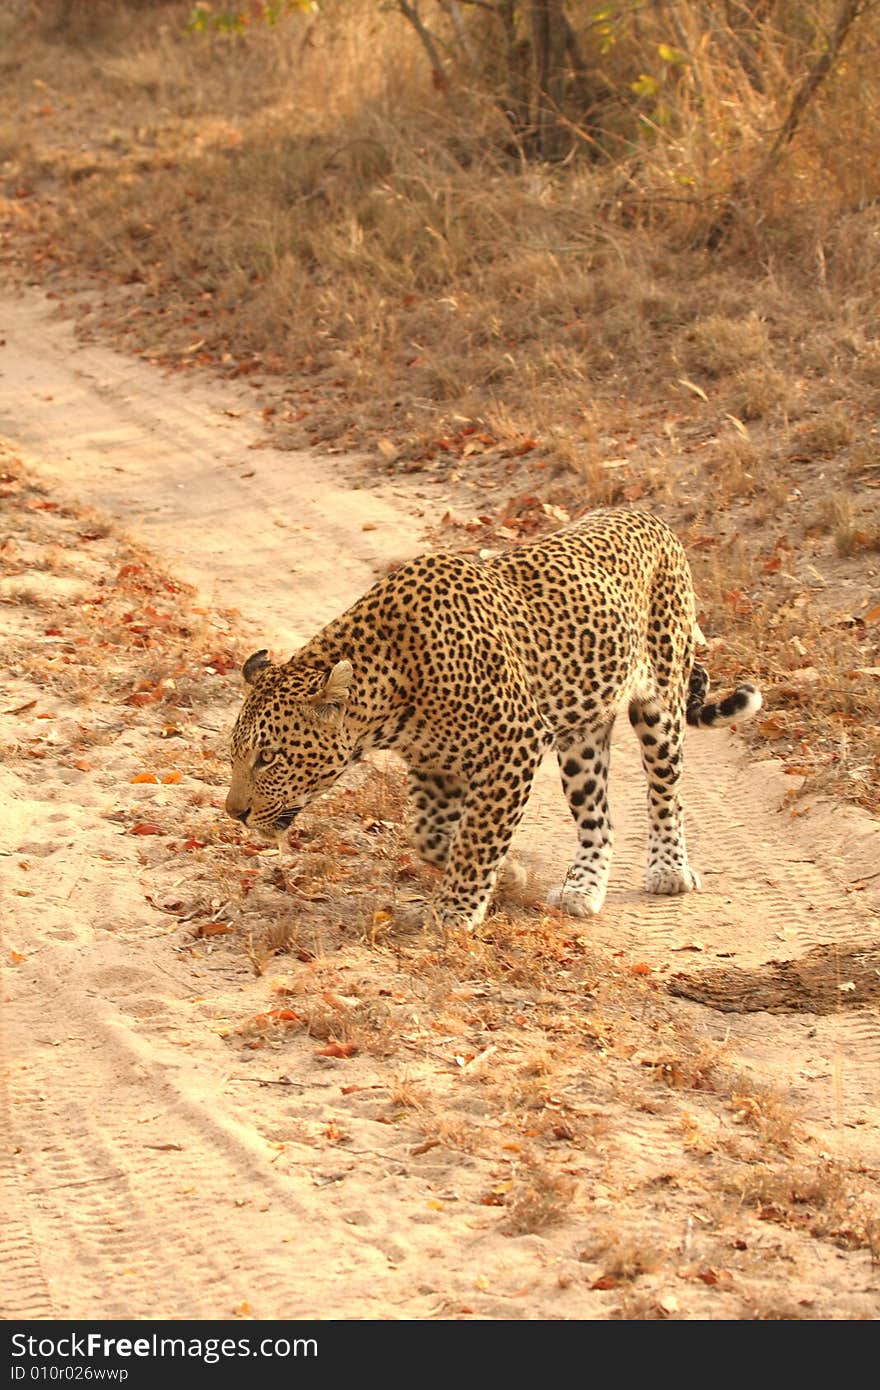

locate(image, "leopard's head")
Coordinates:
225 649 355 837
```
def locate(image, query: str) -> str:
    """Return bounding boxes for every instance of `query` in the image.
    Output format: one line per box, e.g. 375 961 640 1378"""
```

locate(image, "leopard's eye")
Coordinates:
253 749 276 770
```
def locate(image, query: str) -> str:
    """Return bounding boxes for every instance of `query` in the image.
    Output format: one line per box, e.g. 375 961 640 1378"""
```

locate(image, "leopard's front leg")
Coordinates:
428 738 544 931
407 768 464 868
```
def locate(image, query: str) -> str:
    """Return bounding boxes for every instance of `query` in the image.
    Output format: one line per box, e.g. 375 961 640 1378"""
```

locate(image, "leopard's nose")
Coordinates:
225 795 251 824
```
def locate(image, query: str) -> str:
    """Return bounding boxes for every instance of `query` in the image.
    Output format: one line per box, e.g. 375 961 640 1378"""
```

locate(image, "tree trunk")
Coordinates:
530 0 569 158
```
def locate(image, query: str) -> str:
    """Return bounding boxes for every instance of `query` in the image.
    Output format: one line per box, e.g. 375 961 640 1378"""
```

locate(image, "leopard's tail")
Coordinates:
686 662 763 728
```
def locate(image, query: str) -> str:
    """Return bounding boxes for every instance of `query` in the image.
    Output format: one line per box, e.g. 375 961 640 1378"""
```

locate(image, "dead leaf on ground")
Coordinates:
314 1040 358 1058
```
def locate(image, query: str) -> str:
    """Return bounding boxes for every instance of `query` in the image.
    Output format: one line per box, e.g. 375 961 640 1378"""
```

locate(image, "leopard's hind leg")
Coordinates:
628 695 700 895
628 570 700 897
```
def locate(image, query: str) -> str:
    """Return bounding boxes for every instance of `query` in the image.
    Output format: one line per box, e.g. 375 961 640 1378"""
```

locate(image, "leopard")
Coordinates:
226 507 762 930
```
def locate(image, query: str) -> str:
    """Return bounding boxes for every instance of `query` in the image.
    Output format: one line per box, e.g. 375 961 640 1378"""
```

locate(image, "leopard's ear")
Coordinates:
311 659 353 719
242 649 272 685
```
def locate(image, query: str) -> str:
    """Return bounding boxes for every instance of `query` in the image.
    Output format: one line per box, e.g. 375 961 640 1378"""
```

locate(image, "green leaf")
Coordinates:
631 73 659 98
658 42 689 64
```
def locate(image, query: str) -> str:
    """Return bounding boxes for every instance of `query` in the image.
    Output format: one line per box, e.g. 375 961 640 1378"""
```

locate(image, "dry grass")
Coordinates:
819 491 880 557
498 1160 577 1235
676 313 772 381
731 1158 880 1258
725 366 792 423
580 1227 664 1283
793 408 855 462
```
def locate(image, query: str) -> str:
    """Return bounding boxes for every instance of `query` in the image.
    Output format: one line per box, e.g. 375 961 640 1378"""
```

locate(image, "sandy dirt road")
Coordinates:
2 290 879 1320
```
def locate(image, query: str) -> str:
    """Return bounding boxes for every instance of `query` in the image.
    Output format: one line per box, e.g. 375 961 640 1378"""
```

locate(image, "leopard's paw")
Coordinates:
547 882 606 917
496 855 528 896
644 864 701 896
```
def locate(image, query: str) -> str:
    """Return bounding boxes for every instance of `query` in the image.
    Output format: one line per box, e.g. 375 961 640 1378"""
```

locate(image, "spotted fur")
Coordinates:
226 508 761 929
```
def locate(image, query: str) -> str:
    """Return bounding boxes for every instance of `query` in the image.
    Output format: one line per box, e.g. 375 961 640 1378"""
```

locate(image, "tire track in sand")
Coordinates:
4 931 463 1319
0 1151 52 1318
